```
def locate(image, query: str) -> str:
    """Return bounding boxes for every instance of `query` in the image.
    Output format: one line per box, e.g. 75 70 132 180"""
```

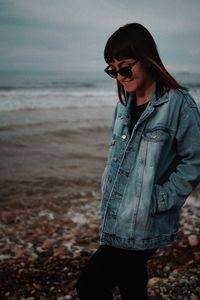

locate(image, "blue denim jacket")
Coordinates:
99 86 200 250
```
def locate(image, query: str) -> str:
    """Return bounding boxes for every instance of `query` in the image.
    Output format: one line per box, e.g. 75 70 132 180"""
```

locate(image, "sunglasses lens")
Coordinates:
119 68 132 78
105 69 117 78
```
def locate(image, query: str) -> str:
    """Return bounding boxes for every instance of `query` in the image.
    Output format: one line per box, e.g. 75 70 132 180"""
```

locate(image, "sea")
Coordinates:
0 71 200 202
0 71 200 113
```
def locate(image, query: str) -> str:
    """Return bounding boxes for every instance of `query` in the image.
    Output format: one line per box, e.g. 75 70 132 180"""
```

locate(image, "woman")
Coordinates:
76 23 200 300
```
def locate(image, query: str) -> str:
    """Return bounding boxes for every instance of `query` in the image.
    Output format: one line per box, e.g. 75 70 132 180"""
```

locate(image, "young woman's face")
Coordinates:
110 58 153 93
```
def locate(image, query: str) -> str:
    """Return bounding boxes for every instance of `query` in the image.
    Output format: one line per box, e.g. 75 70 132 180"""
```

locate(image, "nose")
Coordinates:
116 72 124 81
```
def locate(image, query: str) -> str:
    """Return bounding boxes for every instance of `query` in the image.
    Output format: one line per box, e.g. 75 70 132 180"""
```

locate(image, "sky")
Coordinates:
0 0 200 79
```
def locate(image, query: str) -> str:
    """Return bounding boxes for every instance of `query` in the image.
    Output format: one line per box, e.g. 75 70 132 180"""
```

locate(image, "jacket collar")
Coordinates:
148 83 170 107
151 93 169 107
127 83 169 108
119 84 170 122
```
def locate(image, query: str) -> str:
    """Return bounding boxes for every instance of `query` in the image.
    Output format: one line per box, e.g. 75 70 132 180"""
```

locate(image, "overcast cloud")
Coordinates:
0 0 200 76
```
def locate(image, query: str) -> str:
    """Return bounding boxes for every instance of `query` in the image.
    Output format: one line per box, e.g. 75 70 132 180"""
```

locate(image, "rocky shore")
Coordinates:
0 178 199 300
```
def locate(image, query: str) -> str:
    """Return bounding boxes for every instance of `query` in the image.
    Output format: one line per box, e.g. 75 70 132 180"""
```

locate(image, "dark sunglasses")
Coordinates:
104 59 139 79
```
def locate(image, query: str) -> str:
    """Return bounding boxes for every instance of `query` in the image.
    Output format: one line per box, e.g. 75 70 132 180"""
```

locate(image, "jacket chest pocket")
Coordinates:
142 128 170 167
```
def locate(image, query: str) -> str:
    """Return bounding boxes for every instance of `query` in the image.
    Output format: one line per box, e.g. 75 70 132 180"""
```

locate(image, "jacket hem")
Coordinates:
99 232 178 250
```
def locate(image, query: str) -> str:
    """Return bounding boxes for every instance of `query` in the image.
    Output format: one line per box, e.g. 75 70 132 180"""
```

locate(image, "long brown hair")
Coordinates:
104 23 188 105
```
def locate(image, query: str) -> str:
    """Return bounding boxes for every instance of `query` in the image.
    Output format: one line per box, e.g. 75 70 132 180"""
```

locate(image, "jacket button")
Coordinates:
113 156 118 162
122 135 126 140
108 176 112 182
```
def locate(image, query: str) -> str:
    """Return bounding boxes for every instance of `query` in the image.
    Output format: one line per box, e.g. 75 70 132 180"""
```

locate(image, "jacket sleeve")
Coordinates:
154 93 200 213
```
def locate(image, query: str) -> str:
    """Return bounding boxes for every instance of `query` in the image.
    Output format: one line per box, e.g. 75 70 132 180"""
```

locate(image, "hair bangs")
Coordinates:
104 33 138 64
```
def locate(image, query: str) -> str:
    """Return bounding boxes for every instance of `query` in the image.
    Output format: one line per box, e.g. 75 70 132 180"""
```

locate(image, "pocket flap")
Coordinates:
143 128 170 142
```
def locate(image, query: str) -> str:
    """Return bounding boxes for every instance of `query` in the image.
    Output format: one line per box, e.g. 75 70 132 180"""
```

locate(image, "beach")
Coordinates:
0 85 200 299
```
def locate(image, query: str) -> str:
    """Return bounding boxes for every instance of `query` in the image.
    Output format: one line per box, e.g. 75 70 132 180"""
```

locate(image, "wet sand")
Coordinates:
0 106 114 181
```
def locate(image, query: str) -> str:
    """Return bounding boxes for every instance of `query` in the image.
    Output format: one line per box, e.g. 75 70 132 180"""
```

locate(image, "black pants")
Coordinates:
76 245 156 300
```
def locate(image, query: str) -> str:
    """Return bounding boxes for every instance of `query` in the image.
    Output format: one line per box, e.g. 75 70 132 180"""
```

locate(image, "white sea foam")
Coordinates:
0 88 117 111
0 85 199 112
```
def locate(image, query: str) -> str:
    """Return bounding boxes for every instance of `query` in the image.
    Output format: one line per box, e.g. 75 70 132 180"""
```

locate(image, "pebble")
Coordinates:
0 254 11 261
5 292 10 297
0 211 16 224
163 265 171 273
148 277 161 287
168 275 176 282
179 278 190 285
191 293 199 300
188 235 199 247
41 239 54 249
193 252 200 260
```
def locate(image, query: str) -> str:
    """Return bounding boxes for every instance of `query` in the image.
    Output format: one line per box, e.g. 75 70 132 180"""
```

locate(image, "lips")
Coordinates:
123 76 135 83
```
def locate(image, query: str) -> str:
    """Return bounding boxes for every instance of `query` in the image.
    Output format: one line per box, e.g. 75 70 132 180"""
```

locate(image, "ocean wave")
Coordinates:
0 78 111 90
0 86 199 112
0 89 117 111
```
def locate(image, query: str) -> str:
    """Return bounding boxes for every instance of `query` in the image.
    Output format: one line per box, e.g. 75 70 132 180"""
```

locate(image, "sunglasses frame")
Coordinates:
104 59 139 79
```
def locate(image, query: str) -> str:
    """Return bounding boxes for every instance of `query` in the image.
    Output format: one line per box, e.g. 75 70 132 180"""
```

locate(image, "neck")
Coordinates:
135 79 156 106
